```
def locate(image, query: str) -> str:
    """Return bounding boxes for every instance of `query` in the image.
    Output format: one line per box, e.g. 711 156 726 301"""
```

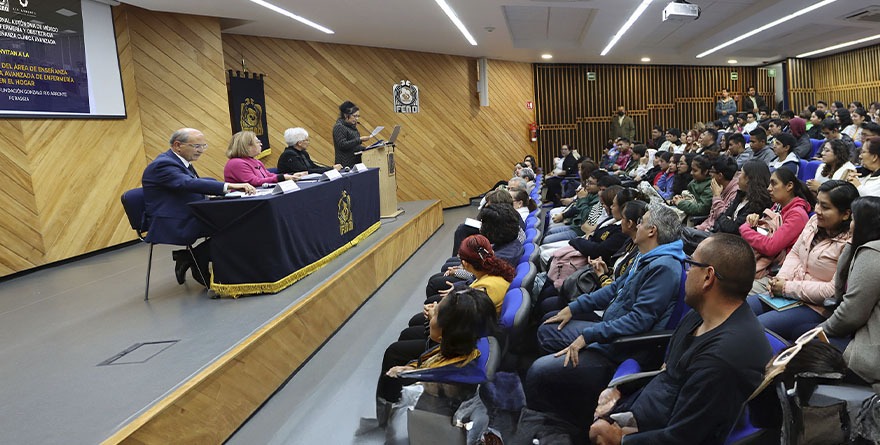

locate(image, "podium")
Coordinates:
361 143 403 218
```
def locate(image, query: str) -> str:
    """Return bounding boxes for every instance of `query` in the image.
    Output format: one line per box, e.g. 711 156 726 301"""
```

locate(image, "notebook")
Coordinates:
758 293 803 311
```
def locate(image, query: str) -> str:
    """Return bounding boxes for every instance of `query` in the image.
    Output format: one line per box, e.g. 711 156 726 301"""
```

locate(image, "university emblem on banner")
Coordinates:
240 98 264 136
228 70 270 157
0 0 9 12
338 190 354 235
393 80 419 113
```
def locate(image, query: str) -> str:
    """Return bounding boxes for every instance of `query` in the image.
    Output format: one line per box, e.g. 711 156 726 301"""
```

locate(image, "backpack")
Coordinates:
547 245 589 289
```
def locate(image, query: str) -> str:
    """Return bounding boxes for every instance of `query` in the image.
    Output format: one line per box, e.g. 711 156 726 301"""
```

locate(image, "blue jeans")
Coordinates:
524 348 616 428
542 228 578 244
746 294 827 341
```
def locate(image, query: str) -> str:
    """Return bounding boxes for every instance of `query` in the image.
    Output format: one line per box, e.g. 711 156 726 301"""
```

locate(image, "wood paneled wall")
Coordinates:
0 4 232 277
787 44 880 113
221 35 535 208
533 64 776 165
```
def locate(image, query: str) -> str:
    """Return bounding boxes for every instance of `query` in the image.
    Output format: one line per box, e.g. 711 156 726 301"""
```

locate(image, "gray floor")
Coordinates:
0 200 470 445
227 205 474 445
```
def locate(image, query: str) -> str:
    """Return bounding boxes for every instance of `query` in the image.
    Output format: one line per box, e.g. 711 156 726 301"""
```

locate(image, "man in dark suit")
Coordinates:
142 128 255 286
742 86 765 114
609 105 635 141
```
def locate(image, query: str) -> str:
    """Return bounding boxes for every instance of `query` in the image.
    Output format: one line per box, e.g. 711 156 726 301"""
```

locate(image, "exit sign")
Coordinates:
730 72 738 81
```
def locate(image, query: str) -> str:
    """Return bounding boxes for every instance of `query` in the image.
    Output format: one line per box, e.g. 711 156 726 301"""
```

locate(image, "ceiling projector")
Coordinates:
663 2 700 21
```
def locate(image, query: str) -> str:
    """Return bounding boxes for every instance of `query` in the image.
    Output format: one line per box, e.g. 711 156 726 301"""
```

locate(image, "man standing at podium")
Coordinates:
333 100 370 167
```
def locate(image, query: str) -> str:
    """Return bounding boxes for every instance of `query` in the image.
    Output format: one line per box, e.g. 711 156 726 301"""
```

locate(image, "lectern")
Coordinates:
361 143 403 218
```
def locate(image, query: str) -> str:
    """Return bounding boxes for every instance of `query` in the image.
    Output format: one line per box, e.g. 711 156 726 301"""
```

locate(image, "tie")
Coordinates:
188 164 199 178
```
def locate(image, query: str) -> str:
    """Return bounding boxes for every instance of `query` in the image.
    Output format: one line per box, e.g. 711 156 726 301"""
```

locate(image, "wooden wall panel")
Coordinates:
0 120 44 273
534 64 775 166
125 7 231 178
789 44 880 112
222 35 535 207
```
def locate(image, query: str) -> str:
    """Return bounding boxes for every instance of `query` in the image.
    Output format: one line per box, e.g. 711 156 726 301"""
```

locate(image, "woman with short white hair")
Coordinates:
277 127 342 175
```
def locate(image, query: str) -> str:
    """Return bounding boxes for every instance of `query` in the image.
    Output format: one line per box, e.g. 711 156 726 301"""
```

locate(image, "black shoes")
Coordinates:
172 249 192 285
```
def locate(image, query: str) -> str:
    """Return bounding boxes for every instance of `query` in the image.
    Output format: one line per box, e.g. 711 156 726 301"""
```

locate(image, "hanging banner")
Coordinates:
393 80 419 113
228 70 270 157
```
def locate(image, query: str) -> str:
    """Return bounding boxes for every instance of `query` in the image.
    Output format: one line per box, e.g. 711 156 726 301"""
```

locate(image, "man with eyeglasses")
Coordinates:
590 234 771 445
142 128 256 287
524 204 686 433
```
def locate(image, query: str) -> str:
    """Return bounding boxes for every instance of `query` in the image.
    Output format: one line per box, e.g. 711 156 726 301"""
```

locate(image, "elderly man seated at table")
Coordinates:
142 128 255 287
224 131 305 186
277 127 343 175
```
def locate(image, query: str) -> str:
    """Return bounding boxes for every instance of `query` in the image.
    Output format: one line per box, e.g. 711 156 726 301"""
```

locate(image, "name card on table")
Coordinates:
273 180 300 194
323 169 343 181
353 163 369 173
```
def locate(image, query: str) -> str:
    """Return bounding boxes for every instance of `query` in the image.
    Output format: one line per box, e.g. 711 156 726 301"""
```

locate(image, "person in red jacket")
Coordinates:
739 168 815 285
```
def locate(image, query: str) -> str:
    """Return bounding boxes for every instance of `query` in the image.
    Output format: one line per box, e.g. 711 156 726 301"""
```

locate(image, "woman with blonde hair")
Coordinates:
224 131 305 186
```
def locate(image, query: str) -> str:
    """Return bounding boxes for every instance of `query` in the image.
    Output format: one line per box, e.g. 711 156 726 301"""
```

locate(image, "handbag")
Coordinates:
559 264 599 302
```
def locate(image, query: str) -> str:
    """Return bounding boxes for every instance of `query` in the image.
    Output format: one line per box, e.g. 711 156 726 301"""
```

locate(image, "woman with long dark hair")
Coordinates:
377 287 497 423
836 108 857 139
713 160 773 234
817 196 880 387
847 136 880 197
806 139 856 193
740 168 815 279
747 180 858 340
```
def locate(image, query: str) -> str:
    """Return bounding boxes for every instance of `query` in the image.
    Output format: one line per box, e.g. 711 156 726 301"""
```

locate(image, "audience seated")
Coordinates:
545 144 579 206
820 118 857 164
671 154 712 217
544 171 608 244
740 168 814 282
376 287 497 425
589 234 772 444
749 128 777 165
510 189 537 221
429 202 523 297
660 153 693 201
847 136 880 196
746 180 858 340
654 153 678 200
789 117 812 159
769 132 800 175
224 131 304 186
541 185 620 267
726 132 752 167
402 234 515 341
680 155 739 253
806 139 856 193
588 200 648 288
818 196 880 390
711 160 772 234
807 109 826 139
657 128 683 153
523 203 685 429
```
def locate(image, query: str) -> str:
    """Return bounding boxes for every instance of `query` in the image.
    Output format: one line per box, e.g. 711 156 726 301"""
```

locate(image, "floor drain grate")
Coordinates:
97 340 179 366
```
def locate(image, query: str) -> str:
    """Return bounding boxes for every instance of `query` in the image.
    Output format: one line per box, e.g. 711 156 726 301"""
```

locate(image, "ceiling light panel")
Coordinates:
248 0 334 34
601 0 654 56
434 0 477 46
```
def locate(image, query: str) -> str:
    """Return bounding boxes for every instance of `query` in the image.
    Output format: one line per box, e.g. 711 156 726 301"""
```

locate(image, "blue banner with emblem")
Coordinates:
227 70 270 157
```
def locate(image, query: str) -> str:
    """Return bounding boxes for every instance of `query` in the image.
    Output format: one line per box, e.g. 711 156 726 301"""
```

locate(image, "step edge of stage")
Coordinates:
101 200 443 445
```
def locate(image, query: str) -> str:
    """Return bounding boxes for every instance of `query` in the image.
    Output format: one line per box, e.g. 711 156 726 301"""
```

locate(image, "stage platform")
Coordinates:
0 200 442 445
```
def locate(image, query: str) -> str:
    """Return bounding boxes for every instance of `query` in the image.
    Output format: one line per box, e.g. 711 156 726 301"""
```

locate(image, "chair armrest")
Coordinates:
608 370 663 389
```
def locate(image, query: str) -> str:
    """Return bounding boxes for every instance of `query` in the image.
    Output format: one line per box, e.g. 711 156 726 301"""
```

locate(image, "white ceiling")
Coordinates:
120 0 880 66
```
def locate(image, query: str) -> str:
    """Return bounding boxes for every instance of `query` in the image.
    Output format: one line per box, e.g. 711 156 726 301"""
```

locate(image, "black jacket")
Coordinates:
332 119 364 167
277 146 332 175
712 190 771 234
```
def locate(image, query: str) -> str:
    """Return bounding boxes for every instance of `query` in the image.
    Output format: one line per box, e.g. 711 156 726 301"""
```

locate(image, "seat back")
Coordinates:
743 132 750 144
509 262 530 289
399 336 498 384
802 160 822 182
809 138 824 159
499 287 531 341
797 159 810 181
120 188 148 240
665 266 691 330
518 243 535 265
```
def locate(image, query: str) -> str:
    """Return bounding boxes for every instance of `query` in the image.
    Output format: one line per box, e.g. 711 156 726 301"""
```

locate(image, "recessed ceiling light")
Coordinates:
434 0 477 46
696 0 837 58
601 0 654 56
641 57 651 62
248 0 334 34
55 8 77 17
797 33 880 58
727 59 738 64
541 54 553 60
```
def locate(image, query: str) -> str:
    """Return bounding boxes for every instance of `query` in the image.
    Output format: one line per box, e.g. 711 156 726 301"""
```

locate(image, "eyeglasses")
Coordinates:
683 256 725 280
181 143 208 150
772 326 829 367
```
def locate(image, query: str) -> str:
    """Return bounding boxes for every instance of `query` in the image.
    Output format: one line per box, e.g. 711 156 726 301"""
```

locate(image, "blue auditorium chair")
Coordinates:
809 139 824 159
801 160 821 183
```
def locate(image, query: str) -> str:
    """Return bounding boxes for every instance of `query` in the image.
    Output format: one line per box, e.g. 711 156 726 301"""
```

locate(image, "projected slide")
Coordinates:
0 0 90 113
